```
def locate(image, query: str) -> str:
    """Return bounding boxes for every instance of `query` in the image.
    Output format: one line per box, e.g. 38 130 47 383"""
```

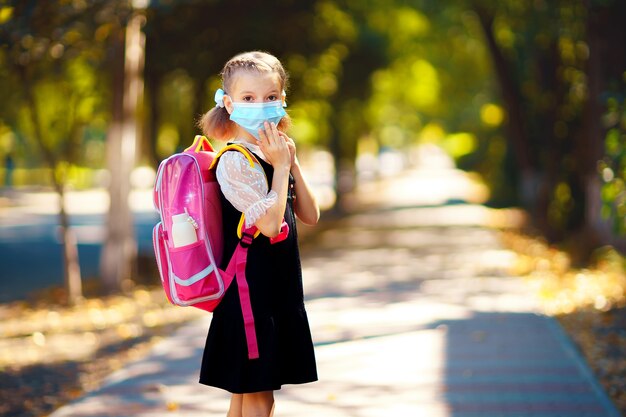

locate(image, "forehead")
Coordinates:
230 71 282 94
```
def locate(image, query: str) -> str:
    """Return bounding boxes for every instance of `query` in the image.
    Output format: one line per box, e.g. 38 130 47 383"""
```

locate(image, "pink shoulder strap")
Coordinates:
223 227 259 359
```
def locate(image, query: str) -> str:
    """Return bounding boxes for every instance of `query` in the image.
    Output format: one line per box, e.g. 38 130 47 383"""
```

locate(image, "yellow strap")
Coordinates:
236 214 262 239
184 135 214 153
209 143 258 170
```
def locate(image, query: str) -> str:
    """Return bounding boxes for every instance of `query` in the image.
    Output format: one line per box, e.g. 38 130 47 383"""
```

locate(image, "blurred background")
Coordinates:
0 0 626 303
2 0 624 301
1 0 626 415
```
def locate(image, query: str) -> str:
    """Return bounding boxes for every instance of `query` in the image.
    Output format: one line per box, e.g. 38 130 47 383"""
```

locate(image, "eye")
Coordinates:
242 96 254 102
267 95 278 101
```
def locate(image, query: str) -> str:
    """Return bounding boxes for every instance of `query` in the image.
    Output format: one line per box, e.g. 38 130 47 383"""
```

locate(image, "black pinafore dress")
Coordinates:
199 152 318 394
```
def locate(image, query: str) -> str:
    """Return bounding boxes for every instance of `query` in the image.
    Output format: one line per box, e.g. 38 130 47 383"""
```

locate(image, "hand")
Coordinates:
257 122 291 169
278 131 297 166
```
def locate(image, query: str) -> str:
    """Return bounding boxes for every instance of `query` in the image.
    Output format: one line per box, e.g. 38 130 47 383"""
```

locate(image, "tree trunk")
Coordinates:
21 71 83 305
146 71 160 166
101 12 145 293
535 38 568 241
472 4 535 206
328 114 349 216
578 0 626 250
578 3 606 250
59 201 83 303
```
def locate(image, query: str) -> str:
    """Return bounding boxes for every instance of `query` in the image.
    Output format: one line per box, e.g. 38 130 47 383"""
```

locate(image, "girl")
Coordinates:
197 51 319 417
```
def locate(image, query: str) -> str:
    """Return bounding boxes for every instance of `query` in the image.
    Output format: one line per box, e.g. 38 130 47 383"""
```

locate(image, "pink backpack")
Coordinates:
152 135 288 359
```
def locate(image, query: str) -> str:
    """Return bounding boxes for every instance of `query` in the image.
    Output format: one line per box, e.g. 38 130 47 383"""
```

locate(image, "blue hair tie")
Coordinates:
214 88 225 108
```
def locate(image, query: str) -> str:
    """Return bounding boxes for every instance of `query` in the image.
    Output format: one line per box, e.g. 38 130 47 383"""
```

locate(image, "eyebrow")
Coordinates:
238 90 280 95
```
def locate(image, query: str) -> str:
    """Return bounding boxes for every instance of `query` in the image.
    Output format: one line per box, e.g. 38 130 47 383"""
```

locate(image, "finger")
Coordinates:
278 131 294 146
262 122 275 145
270 122 280 138
271 123 286 149
258 123 269 139
257 125 268 145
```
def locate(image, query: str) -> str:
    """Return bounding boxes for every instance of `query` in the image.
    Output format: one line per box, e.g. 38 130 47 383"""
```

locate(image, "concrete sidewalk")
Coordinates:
49 168 620 417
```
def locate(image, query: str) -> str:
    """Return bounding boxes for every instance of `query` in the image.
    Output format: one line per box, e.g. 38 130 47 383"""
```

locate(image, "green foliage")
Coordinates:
1 0 625 253
599 94 626 234
0 0 125 186
1 0 495 183
157 69 196 152
463 0 626 244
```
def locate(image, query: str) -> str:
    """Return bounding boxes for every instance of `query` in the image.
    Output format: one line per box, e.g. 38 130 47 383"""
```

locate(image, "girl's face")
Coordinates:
225 71 282 108
223 71 284 141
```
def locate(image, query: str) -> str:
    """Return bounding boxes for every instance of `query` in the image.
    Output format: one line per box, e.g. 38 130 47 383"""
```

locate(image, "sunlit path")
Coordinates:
48 166 619 417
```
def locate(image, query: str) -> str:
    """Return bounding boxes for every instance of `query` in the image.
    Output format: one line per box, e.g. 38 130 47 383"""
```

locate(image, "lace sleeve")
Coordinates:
215 151 277 228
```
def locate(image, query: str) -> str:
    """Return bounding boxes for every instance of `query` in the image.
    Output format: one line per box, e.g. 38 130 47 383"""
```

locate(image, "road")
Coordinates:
0 189 158 302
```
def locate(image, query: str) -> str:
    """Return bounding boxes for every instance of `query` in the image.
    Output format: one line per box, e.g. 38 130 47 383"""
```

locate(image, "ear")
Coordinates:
223 95 234 114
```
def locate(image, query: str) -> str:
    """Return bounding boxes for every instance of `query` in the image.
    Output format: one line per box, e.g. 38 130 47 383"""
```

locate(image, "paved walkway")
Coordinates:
49 166 620 417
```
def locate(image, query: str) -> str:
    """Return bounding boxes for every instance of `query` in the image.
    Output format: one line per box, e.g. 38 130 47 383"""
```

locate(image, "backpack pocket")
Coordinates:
203 181 223 266
166 239 224 306
153 222 174 304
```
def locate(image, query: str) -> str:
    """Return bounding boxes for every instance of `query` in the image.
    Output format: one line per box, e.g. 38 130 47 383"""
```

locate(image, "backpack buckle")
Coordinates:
240 232 255 248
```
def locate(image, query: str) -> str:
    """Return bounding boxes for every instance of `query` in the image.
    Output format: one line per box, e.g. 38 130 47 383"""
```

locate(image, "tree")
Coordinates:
100 1 145 293
0 0 148 297
0 1 112 303
469 0 626 255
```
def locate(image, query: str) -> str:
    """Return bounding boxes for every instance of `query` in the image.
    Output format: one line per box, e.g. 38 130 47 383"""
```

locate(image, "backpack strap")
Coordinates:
223 228 260 359
211 142 290 360
209 143 260 171
224 226 259 359
209 143 264 360
184 135 215 153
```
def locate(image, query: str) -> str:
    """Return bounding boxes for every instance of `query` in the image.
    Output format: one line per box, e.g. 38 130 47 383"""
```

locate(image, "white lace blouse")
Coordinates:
215 141 278 228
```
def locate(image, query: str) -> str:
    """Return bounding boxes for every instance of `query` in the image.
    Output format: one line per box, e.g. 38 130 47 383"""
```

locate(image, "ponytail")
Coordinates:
198 106 237 141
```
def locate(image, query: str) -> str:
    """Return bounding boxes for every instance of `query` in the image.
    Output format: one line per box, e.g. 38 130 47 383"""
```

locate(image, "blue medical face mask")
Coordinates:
229 101 287 140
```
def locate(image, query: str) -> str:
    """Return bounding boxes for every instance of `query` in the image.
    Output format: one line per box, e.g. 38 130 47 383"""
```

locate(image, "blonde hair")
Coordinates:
198 51 291 141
